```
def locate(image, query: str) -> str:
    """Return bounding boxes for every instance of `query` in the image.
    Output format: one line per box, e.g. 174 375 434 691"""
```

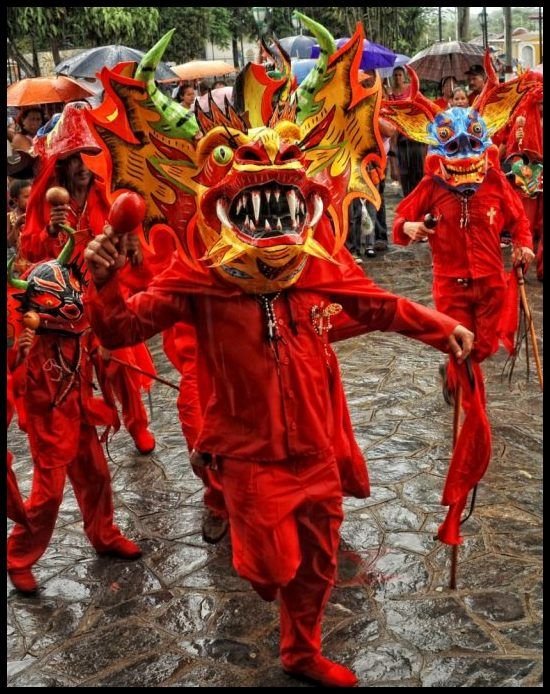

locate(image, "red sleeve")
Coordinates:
392 178 433 245
337 293 459 354
84 274 191 349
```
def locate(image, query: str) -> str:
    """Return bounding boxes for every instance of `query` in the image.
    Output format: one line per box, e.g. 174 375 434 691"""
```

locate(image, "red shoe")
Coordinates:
8 568 38 594
284 655 358 688
97 536 142 560
131 427 156 455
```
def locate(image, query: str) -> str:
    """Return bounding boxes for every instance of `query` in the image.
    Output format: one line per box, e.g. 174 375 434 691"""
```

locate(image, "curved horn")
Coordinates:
134 29 199 140
293 11 337 124
56 224 77 265
7 256 28 290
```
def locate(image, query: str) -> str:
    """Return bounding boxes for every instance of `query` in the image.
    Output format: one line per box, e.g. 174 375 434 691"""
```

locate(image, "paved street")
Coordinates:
7 186 543 687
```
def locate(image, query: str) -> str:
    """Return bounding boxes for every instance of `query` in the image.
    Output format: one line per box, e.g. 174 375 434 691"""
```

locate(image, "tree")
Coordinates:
456 7 470 42
7 7 160 77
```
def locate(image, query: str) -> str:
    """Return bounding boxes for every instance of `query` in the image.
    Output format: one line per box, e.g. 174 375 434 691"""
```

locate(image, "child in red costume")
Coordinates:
6 242 142 595
19 103 156 454
393 165 533 364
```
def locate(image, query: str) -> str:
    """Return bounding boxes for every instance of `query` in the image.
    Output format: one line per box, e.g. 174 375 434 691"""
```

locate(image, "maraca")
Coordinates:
23 311 40 330
45 187 71 236
108 192 146 237
45 186 70 207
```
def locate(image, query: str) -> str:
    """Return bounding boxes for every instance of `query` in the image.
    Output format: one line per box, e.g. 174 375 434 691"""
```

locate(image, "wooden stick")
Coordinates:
516 266 543 391
449 377 463 590
450 546 458 590
106 354 180 391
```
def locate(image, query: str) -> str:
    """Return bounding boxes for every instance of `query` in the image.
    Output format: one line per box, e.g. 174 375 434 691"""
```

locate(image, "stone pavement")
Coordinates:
6 186 542 687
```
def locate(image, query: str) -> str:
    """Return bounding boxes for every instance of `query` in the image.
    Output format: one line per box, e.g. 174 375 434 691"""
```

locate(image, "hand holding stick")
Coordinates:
515 264 543 391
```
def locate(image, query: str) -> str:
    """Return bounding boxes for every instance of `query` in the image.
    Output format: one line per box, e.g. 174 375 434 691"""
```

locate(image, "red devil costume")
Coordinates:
19 102 156 454
383 56 536 544
84 224 467 679
496 71 543 281
6 237 142 595
81 18 479 688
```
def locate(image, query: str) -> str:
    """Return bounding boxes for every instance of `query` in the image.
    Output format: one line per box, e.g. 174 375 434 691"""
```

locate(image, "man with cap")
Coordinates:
465 64 486 105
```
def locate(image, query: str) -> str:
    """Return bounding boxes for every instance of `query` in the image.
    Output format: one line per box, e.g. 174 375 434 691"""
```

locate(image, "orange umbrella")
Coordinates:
158 60 237 83
7 75 96 107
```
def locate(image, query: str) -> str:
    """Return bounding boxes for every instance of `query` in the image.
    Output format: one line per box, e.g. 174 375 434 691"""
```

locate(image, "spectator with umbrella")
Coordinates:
11 107 45 154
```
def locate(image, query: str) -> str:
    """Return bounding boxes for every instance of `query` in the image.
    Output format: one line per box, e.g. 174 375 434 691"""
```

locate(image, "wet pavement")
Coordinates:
7 186 543 687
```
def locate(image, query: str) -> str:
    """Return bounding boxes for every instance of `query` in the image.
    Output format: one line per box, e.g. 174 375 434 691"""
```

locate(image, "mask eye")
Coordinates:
469 121 483 137
212 145 234 166
31 293 62 309
278 145 303 163
438 126 453 142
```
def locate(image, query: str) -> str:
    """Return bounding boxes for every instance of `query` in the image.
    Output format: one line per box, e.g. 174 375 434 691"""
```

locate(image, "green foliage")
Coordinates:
80 8 159 47
13 8 539 82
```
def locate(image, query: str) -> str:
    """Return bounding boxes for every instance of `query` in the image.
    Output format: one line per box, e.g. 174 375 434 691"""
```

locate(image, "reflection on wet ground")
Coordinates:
7 188 542 687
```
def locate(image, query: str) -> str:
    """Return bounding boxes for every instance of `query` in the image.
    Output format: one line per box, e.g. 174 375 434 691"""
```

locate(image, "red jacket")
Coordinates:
85 235 459 462
393 168 532 278
12 329 119 468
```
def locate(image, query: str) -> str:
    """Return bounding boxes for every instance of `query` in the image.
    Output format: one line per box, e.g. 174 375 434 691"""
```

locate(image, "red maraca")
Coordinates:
108 191 146 237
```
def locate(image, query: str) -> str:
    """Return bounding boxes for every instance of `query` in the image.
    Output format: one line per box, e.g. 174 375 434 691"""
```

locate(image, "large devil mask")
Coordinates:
84 12 386 294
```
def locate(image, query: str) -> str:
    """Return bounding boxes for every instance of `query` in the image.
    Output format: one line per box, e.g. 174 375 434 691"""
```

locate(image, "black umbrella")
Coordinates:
55 44 177 81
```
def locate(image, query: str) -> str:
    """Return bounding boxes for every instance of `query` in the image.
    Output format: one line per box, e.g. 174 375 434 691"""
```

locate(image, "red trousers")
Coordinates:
109 359 150 436
432 274 507 363
218 454 343 668
7 423 123 571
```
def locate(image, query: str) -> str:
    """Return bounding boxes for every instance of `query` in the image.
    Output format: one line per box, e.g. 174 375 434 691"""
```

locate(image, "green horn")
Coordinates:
7 255 28 290
56 224 77 265
134 30 199 141
135 29 176 83
293 11 336 125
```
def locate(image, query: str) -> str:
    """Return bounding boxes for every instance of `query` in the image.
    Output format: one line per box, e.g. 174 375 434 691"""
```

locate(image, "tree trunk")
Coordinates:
503 7 513 75
456 7 469 42
51 37 62 67
7 39 37 78
231 36 240 68
31 37 41 77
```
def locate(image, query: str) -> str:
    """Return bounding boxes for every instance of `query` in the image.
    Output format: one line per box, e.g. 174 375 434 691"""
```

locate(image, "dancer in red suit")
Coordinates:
496 72 543 281
382 56 535 543
84 216 474 687
162 320 229 543
79 17 483 687
19 102 156 454
6 236 142 595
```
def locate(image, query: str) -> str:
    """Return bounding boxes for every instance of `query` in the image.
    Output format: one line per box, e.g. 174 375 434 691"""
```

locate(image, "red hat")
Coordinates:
32 101 101 164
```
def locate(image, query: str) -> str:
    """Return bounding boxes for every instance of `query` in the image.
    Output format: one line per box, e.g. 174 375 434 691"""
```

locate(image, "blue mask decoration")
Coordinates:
425 107 497 195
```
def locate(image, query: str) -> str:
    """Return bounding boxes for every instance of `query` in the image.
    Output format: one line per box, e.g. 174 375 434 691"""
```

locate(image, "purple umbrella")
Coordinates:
311 37 396 71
